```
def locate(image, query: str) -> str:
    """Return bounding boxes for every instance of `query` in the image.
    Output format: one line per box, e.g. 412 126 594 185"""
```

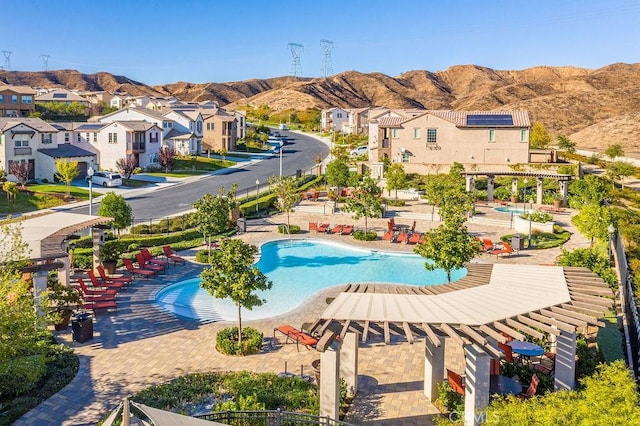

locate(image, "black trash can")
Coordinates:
72 313 93 343
511 234 524 251
296 169 302 178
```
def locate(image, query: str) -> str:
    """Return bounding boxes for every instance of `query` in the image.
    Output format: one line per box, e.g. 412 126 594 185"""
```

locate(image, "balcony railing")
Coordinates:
14 147 32 155
126 142 145 153
381 138 389 148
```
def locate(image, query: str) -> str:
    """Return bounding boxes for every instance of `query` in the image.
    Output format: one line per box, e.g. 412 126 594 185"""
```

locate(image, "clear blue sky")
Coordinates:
1 0 638 86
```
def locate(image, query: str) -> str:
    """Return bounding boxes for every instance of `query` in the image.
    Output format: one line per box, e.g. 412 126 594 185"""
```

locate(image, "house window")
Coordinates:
64 132 69 142
22 95 33 104
14 135 29 147
337 113 343 118
413 128 420 139
42 133 52 144
520 128 529 142
197 121 202 132
108 133 118 144
401 152 410 163
86 132 90 142
426 128 437 144
77 133 81 142
488 129 496 142
93 133 97 142
0 95 3 103
11 95 18 104
149 153 158 164
392 129 399 139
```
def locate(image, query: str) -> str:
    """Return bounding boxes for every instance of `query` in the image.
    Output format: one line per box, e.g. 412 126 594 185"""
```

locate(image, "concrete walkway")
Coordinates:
15 202 589 425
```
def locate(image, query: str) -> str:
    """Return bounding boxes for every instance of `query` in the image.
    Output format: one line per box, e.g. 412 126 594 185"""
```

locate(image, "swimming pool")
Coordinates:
155 239 467 322
494 206 531 214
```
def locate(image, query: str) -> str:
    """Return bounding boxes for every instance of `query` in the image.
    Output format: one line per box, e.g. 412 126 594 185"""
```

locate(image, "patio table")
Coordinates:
490 375 523 396
508 341 544 358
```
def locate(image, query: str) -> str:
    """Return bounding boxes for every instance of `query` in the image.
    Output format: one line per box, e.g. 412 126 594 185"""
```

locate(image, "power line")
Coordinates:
1 51 12 71
288 42 304 77
41 54 51 71
320 39 333 77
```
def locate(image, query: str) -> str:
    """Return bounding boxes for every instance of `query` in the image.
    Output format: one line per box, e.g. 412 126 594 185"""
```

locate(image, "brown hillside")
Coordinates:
2 63 640 157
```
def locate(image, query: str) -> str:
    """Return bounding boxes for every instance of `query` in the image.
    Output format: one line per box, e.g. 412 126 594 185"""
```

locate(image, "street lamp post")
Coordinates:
255 179 260 216
523 178 528 213
87 166 94 216
279 140 283 178
528 198 533 248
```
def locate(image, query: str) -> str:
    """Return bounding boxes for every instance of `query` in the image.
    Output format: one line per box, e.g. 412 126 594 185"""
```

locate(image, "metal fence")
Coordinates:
612 231 639 377
194 408 352 425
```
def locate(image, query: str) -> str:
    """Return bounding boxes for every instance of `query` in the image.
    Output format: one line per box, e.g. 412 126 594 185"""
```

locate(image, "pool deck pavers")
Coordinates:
14 201 589 426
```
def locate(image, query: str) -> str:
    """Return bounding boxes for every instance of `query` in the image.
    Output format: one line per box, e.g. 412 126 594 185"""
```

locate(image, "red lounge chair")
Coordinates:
162 245 186 265
87 270 125 290
274 325 318 351
408 232 422 244
396 232 408 243
123 258 155 279
136 253 164 274
97 264 132 284
80 298 117 312
317 223 329 233
309 222 318 233
341 225 353 235
312 191 319 201
518 374 540 400
141 248 169 269
382 230 395 242
489 241 514 257
331 224 343 234
301 191 309 200
76 278 117 297
447 369 465 396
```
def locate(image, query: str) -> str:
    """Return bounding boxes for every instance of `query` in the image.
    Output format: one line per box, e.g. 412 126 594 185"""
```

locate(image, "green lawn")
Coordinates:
121 178 151 189
28 184 102 199
173 157 235 171
0 184 105 215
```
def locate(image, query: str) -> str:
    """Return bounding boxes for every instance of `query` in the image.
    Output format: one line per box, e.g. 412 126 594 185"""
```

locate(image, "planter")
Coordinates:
513 215 555 234
103 260 117 274
553 199 562 209
311 359 321 386
510 196 519 203
54 309 73 331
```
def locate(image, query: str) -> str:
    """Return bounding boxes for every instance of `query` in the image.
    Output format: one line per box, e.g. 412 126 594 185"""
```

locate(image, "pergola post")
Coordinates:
58 253 70 286
423 334 445 400
511 177 518 195
92 227 104 272
486 175 495 201
554 328 577 390
33 270 49 316
318 333 341 420
464 344 491 426
340 332 359 397
536 177 544 205
465 175 475 193
559 180 569 207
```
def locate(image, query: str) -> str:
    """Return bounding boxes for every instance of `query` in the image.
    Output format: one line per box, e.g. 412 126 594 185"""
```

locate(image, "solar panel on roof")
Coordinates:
52 93 68 99
466 114 513 126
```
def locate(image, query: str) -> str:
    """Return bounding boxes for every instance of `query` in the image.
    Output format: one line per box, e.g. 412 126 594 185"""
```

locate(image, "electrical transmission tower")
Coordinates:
41 54 51 71
320 39 333 77
288 43 304 77
1 51 12 71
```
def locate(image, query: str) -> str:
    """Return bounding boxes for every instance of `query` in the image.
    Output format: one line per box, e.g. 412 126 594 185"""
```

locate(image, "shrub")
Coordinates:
353 230 377 241
435 381 463 414
597 314 625 363
0 355 47 397
216 327 263 356
278 224 300 234
520 211 553 223
386 198 406 207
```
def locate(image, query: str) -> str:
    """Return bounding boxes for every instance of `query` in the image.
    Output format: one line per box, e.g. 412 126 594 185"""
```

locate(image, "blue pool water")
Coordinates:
155 239 467 322
494 206 531 214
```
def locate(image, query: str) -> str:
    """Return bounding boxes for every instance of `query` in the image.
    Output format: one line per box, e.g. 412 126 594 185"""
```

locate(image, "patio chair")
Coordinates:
80 298 117 312
97 264 132 284
534 352 556 375
87 270 125 290
341 225 353 235
141 248 169 269
317 223 329 233
447 369 465 396
410 220 416 232
396 232 409 244
162 245 186 265
518 374 540 400
123 258 156 279
489 241 514 257
481 238 494 252
274 325 318 351
301 191 309 200
382 230 395 242
331 224 344 234
135 253 164 274
490 358 501 376
76 278 118 297
309 222 318 233
498 342 516 363
312 191 320 201
408 232 422 244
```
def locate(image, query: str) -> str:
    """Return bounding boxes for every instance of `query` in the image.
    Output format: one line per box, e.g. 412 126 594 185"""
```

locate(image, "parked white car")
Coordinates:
90 171 122 187
350 146 369 156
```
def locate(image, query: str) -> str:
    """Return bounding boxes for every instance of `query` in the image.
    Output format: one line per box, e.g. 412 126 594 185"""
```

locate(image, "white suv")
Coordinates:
90 171 122 187
350 146 368 156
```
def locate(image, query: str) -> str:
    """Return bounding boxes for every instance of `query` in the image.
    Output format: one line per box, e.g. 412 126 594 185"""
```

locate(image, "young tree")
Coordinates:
606 161 635 189
556 135 576 160
9 162 32 189
55 159 79 197
385 163 406 199
98 192 133 235
572 202 616 247
3 181 18 201
529 122 552 149
200 239 272 348
414 221 480 283
343 175 384 233
605 143 624 161
325 159 350 189
158 146 178 173
115 156 138 180
193 185 237 260
269 175 300 229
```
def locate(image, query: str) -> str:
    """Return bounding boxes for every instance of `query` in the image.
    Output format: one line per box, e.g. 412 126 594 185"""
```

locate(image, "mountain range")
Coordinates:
2 63 639 157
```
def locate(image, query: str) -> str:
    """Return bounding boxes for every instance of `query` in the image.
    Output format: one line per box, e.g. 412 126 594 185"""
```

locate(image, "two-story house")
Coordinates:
162 109 202 155
320 107 349 132
0 117 96 181
202 109 238 152
0 84 36 118
369 110 530 174
35 89 90 107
